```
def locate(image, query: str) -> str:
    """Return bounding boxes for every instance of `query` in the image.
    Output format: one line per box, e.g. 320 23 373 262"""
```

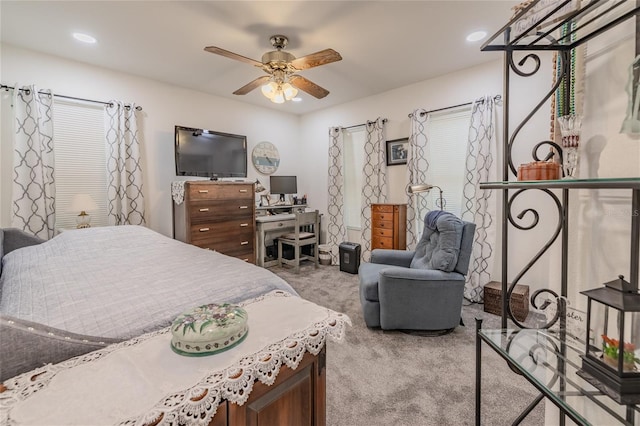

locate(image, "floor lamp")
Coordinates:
407 183 445 210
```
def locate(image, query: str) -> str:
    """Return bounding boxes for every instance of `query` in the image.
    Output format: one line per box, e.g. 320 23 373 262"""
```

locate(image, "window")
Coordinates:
53 100 108 230
425 106 472 217
343 126 366 230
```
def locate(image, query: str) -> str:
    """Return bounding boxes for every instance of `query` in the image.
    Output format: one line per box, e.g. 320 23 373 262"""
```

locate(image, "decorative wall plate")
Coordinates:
252 141 280 175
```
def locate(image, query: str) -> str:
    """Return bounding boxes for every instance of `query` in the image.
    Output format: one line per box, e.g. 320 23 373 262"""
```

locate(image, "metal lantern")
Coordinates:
579 275 640 404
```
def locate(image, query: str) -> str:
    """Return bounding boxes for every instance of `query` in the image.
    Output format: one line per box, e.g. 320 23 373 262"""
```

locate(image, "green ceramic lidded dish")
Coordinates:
170 303 248 356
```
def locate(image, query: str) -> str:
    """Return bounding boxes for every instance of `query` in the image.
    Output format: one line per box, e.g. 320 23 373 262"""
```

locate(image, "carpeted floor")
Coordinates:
272 263 544 426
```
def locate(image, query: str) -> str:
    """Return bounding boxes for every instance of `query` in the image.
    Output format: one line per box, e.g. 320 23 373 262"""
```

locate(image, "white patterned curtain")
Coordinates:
360 118 387 262
406 109 431 249
11 85 56 239
104 101 146 226
461 95 498 302
327 126 346 264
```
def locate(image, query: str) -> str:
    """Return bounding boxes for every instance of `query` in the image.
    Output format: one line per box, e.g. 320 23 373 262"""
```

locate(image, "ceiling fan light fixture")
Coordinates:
282 83 298 100
271 92 285 104
261 81 278 99
205 34 341 103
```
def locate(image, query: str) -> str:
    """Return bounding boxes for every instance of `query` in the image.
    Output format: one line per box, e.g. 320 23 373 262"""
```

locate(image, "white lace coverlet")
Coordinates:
0 291 351 426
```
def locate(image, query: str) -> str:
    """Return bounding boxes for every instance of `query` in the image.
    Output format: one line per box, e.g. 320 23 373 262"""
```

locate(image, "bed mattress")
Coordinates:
0 226 296 340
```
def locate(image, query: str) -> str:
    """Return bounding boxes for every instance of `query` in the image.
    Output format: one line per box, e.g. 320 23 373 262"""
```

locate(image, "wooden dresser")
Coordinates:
173 181 255 263
371 203 407 250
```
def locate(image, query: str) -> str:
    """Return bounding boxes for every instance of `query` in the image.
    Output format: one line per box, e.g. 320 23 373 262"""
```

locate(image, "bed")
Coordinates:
0 226 348 425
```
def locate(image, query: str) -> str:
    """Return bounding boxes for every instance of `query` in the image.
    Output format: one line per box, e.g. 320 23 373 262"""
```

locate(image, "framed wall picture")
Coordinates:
386 138 408 166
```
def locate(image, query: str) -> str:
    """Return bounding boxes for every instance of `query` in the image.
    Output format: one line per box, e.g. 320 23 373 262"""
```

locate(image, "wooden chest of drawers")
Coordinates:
371 204 407 250
173 181 255 263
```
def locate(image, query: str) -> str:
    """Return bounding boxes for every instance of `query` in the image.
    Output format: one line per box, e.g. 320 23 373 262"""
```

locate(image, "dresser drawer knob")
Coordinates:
240 223 249 227
240 241 249 245
199 208 209 212
239 189 248 193
239 206 248 209
199 227 210 232
198 190 209 193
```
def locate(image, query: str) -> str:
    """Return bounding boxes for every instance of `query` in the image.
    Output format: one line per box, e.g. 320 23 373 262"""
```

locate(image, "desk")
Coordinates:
476 322 640 425
256 214 297 267
255 205 317 268
256 204 307 216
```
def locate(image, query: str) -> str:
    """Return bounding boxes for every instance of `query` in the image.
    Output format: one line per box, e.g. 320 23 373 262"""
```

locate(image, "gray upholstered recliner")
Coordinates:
358 212 475 332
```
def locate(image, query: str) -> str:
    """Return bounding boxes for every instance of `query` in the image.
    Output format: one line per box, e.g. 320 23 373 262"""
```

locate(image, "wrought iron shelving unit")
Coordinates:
475 1 640 425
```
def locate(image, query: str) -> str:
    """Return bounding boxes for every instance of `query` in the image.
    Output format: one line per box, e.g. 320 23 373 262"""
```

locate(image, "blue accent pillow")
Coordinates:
410 212 464 272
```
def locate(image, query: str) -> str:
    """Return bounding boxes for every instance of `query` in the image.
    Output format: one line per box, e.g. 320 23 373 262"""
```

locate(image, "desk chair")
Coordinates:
277 210 319 274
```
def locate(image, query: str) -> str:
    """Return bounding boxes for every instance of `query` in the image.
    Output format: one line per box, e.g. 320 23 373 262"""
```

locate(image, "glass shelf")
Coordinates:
480 177 640 190
478 328 640 425
482 0 639 52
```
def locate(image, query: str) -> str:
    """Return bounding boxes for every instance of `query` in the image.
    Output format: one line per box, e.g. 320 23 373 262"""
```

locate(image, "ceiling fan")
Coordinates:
204 35 342 102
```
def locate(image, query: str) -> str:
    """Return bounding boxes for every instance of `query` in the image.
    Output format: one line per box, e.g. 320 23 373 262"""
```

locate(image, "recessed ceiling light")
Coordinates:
72 32 97 44
291 97 302 102
466 31 487 42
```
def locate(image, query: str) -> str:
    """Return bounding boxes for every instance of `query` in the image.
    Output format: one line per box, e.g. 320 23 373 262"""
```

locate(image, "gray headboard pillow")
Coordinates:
0 228 45 294
410 211 464 272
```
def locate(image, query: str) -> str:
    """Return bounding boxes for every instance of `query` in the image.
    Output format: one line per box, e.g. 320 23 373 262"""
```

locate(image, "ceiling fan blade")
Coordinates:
233 76 271 95
204 46 263 67
289 75 329 99
290 49 342 70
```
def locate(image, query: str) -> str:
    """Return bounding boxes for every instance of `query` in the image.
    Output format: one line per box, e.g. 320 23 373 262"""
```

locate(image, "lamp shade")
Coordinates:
407 183 445 210
70 194 98 213
407 184 435 194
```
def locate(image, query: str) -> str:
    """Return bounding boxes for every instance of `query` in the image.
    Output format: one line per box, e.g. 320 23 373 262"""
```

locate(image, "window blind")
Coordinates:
425 106 472 217
53 100 109 230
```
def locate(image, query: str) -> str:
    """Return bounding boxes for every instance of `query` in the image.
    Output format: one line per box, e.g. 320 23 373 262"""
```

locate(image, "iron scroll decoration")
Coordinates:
506 44 570 176
507 188 564 329
502 33 571 329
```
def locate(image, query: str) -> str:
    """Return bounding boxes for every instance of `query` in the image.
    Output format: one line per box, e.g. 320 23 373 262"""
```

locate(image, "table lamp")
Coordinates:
407 183 445 210
70 194 98 228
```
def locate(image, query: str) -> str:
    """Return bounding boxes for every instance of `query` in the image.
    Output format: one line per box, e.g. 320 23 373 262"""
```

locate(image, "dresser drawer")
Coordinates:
372 235 394 249
372 211 396 223
188 184 253 201
190 221 254 244
372 219 394 230
193 237 255 261
371 227 393 238
372 204 393 213
190 200 253 222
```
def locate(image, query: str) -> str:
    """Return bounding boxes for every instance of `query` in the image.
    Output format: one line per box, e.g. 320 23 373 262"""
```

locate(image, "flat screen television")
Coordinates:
174 125 247 179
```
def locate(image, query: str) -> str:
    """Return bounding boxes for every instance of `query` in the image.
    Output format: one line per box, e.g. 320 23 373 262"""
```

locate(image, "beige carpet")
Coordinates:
272 263 544 426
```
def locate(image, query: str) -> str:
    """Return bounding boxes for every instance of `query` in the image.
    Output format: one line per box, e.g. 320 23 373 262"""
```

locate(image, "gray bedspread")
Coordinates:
0 225 296 340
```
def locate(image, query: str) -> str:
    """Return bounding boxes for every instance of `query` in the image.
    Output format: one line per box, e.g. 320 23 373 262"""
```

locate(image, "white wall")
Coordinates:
299 57 505 216
0 43 302 237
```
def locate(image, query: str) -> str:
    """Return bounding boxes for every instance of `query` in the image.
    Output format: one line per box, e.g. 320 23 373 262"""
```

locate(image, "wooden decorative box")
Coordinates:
484 281 530 322
517 161 561 181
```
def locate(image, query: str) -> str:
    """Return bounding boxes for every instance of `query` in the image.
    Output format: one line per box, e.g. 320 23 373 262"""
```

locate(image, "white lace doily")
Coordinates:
0 291 351 426
171 181 186 205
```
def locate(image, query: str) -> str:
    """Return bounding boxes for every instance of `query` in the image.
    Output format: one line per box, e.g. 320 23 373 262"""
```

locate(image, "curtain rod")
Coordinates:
408 95 501 118
0 84 143 111
341 117 388 130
